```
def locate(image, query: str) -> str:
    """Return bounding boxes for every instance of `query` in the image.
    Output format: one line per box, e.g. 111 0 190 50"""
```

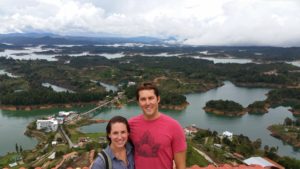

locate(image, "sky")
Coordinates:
0 0 300 46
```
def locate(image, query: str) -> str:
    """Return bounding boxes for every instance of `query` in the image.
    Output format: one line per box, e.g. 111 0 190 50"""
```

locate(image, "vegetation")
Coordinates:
190 128 300 168
267 88 300 105
186 140 209 167
268 117 300 148
192 129 262 158
204 100 245 116
160 91 187 106
277 156 300 169
247 101 268 114
1 51 300 108
0 88 107 106
264 88 300 115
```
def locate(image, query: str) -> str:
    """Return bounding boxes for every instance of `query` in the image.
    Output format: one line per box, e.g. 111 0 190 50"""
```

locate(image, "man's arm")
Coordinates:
174 150 186 169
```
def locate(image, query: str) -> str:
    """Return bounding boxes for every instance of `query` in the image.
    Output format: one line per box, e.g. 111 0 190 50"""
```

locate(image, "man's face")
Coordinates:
138 89 160 120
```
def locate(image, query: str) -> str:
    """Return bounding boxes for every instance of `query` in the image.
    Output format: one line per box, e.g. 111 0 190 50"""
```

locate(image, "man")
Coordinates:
129 82 187 169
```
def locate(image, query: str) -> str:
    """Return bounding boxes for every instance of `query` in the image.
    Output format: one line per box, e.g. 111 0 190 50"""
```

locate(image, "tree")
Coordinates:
264 145 269 152
253 138 262 149
284 117 293 126
15 143 19 153
20 145 23 153
295 118 300 126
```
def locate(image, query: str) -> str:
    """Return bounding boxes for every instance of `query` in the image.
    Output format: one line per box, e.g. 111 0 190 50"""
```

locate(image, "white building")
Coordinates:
48 152 56 160
59 111 75 117
127 81 136 86
9 162 17 167
36 119 58 132
222 131 233 140
184 125 199 136
56 116 64 124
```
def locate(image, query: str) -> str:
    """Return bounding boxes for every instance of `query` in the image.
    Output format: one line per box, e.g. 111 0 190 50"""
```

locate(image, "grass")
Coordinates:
0 152 18 168
186 141 210 167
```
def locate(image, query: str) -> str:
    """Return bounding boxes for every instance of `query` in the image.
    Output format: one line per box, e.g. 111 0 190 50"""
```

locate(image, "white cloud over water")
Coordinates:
0 0 300 46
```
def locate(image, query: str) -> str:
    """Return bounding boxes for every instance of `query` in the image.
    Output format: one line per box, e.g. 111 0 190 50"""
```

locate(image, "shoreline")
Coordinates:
0 101 99 111
247 103 270 114
268 125 300 149
203 107 246 116
0 99 191 111
289 109 300 116
160 102 189 110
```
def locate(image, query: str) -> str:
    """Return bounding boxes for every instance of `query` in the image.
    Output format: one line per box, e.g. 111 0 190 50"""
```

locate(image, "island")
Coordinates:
158 91 188 110
203 100 246 116
247 101 269 114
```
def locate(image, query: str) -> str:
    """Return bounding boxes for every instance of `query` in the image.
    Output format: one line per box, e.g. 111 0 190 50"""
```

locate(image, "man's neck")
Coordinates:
143 112 161 120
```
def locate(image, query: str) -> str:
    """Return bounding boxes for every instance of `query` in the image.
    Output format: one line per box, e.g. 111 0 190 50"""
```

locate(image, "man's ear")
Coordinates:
157 96 160 103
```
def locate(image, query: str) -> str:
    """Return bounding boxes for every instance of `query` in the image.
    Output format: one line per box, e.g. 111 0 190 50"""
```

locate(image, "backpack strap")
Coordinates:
98 150 112 169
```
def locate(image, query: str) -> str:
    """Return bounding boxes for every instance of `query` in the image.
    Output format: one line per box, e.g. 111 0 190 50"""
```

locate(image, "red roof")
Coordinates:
263 157 285 169
187 164 265 169
6 164 267 169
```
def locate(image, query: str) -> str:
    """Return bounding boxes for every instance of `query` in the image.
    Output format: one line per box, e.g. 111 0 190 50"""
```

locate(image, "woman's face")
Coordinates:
109 122 129 149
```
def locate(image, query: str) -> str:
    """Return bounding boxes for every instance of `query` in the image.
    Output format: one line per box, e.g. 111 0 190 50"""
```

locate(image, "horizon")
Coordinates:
1 0 300 47
1 32 300 48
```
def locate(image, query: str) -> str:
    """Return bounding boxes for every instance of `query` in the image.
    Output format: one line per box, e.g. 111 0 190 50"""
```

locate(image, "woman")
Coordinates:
91 116 134 169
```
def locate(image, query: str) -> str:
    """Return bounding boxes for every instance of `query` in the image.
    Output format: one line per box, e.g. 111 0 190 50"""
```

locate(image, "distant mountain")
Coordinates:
0 33 166 45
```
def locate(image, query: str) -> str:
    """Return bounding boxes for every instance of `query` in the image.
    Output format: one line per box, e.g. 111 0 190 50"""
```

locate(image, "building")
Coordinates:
188 164 264 169
36 119 58 132
48 152 56 160
64 113 79 122
222 131 233 140
56 116 65 124
184 125 199 136
58 111 75 117
127 81 136 86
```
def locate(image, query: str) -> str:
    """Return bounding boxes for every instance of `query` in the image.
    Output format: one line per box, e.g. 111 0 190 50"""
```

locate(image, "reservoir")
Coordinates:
0 81 299 159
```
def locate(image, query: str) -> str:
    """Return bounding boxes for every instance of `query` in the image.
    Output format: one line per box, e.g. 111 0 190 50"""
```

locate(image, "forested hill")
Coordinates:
0 33 164 45
1 33 300 61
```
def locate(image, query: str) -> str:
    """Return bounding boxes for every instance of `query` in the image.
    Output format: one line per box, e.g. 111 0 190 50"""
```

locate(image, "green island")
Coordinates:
243 88 300 116
247 101 269 114
203 100 246 116
268 117 300 149
266 88 300 116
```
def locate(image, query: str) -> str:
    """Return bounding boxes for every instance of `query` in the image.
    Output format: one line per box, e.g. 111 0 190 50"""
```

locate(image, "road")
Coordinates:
58 125 74 148
193 147 217 166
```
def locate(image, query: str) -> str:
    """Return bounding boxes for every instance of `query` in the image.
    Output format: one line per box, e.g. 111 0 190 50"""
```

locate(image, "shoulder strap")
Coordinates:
98 150 112 169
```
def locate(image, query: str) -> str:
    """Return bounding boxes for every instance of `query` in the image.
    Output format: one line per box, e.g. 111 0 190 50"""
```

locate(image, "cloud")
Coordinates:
0 0 300 46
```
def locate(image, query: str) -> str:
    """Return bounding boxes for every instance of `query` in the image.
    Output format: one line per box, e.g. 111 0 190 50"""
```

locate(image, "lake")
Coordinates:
80 81 299 159
193 56 253 64
0 81 299 159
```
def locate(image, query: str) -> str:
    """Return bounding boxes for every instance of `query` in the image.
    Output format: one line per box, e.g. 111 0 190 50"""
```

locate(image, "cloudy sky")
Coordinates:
0 0 300 46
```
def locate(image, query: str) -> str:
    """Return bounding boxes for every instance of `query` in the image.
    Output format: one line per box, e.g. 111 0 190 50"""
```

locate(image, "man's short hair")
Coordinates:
136 82 160 100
